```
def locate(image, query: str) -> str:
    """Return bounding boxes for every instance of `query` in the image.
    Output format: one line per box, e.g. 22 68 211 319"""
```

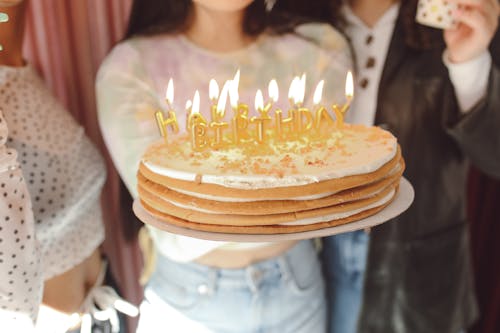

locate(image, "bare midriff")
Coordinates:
195 240 298 269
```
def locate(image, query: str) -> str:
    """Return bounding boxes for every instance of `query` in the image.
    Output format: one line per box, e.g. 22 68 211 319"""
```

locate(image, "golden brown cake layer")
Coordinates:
138 178 398 226
139 188 397 234
137 160 404 216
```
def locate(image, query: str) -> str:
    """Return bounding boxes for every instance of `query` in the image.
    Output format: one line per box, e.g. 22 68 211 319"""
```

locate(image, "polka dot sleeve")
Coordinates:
0 109 43 327
0 64 105 280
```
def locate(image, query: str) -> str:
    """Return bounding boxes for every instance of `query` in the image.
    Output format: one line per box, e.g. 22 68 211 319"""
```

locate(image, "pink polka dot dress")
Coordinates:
0 64 106 325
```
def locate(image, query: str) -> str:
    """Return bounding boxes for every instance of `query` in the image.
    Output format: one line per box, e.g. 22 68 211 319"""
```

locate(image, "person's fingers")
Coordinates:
450 0 487 9
451 0 500 17
478 0 500 20
455 7 490 31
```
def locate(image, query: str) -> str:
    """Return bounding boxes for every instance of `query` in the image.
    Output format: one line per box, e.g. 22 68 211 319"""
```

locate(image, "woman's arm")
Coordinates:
96 42 230 262
96 42 163 198
442 0 499 111
442 0 500 178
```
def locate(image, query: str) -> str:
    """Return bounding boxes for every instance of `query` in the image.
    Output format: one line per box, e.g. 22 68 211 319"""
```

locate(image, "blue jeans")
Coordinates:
322 230 369 333
137 240 326 333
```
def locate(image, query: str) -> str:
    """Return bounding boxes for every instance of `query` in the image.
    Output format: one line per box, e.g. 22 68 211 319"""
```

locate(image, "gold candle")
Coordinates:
155 78 179 143
293 74 313 135
210 122 229 149
192 122 209 151
275 76 300 140
187 91 204 128
312 80 335 134
231 104 252 144
251 89 272 144
155 111 179 143
187 90 209 150
333 71 354 129
210 81 230 149
229 71 252 144
209 79 220 122
185 99 192 131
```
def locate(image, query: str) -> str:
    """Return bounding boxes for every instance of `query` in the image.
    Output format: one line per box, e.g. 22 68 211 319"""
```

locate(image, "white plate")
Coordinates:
133 177 414 242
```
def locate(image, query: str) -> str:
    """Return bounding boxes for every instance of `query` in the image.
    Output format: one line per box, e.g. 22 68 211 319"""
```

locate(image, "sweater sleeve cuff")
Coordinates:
443 50 492 113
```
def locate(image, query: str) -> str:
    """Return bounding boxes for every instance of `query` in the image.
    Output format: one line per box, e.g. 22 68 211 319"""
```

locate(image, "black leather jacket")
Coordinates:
356 12 500 333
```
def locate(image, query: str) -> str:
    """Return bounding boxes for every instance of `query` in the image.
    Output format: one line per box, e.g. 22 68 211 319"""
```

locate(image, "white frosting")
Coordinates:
164 184 388 213
170 163 402 202
142 125 398 190
173 187 339 202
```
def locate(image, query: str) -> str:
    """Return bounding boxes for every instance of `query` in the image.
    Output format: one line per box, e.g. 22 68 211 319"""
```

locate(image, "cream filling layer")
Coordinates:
159 187 395 225
167 163 402 202
279 189 395 226
172 187 339 202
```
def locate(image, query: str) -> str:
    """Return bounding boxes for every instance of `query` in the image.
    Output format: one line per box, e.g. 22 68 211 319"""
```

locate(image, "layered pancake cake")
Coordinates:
137 123 405 234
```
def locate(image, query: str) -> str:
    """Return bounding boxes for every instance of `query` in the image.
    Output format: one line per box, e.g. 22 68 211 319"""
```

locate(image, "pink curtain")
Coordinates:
21 2 500 333
22 0 142 328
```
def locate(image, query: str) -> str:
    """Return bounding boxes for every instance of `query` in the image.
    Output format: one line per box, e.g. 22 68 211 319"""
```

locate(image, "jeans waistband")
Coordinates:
151 240 316 294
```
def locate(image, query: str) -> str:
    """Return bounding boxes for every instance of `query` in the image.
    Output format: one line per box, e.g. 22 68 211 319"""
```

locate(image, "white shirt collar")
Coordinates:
341 2 400 30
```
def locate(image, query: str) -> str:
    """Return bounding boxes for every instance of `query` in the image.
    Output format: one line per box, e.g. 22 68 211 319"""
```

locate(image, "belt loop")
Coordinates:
197 267 217 296
208 268 218 294
245 266 259 294
277 256 292 283
313 238 323 253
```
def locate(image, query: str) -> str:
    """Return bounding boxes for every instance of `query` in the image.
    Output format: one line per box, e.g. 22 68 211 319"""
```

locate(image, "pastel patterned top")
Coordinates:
97 23 351 261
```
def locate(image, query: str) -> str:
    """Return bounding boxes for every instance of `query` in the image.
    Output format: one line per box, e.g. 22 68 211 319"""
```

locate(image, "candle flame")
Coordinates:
185 100 192 110
217 80 231 117
255 89 264 111
313 80 324 106
298 73 306 104
209 79 219 101
268 79 279 103
288 76 299 103
345 71 354 99
166 78 174 105
233 69 240 88
229 79 239 109
192 90 200 115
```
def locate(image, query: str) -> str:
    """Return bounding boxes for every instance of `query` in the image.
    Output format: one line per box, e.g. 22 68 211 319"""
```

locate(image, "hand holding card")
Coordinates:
444 0 499 63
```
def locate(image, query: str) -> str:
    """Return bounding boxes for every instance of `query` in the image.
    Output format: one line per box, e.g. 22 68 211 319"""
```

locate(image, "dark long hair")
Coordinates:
274 0 442 49
125 0 312 39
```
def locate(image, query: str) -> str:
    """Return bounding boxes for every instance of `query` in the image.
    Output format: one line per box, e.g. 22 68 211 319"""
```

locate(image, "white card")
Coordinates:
416 0 458 29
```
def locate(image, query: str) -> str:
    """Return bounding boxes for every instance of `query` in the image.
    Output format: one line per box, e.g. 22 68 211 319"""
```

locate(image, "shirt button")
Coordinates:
366 57 376 69
366 35 374 45
359 78 369 89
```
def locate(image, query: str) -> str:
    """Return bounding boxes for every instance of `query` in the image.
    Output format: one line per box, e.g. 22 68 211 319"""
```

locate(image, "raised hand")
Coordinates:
445 0 500 63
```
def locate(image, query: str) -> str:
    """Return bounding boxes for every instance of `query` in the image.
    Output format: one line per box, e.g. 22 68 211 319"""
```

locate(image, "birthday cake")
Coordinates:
135 72 405 234
137 123 404 234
